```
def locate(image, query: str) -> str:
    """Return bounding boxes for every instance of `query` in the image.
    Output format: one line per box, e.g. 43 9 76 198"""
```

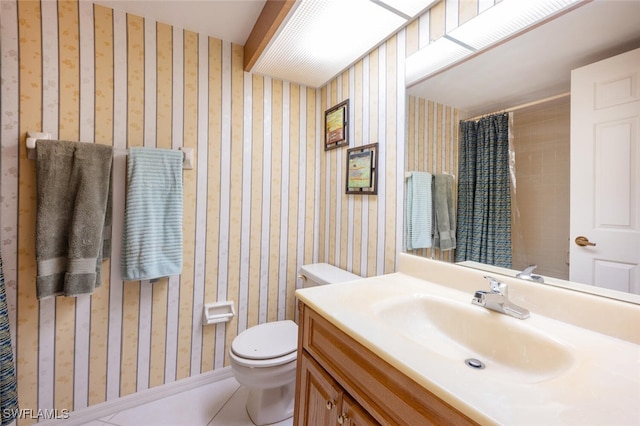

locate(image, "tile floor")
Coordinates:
81 377 293 426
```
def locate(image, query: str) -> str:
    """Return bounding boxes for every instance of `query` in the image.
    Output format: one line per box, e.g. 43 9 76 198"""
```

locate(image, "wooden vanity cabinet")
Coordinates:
294 302 478 426
298 352 378 425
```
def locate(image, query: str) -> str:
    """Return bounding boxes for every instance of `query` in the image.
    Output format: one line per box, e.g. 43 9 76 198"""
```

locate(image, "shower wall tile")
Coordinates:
512 96 571 279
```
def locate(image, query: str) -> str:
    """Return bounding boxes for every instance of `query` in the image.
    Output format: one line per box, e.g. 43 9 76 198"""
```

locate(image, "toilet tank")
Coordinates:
298 263 361 288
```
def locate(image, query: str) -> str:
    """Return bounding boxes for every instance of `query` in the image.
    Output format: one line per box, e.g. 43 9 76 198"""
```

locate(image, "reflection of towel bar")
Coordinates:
25 131 194 169
405 171 455 179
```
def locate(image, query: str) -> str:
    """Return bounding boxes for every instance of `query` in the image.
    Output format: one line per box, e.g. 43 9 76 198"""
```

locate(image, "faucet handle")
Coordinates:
483 276 507 295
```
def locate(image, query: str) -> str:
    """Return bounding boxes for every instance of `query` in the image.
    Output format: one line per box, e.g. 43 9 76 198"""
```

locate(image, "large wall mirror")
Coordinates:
404 1 640 303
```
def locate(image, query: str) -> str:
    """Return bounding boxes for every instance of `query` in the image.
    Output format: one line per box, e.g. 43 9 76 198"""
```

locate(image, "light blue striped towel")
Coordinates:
405 172 433 250
121 148 183 281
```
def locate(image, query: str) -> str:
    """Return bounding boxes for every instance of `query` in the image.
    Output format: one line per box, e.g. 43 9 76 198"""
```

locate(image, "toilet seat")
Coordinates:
230 320 298 367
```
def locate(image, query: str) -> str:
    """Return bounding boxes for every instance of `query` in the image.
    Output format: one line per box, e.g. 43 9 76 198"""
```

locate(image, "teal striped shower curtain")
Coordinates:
0 254 18 425
455 113 512 268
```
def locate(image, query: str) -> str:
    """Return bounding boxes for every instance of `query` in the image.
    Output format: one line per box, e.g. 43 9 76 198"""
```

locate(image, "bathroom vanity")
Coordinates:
294 253 640 425
295 302 476 425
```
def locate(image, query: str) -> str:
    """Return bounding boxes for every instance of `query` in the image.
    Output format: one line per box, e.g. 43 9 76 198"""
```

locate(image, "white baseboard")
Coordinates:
38 367 234 425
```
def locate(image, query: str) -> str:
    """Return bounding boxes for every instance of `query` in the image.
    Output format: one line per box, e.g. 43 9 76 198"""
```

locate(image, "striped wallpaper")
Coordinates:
317 33 406 278
0 0 405 423
405 96 459 262
1 0 325 420
0 0 485 421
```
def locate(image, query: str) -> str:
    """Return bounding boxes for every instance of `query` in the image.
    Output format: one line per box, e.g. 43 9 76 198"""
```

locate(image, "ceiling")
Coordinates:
94 0 640 107
250 0 436 87
95 0 267 46
95 0 434 88
406 0 640 117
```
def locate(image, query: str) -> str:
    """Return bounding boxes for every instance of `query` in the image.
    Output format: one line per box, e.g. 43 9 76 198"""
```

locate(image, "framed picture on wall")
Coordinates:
324 100 349 150
345 143 378 195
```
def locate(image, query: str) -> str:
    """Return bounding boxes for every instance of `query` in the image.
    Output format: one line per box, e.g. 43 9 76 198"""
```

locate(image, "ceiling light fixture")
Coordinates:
406 0 585 87
405 37 473 85
370 0 437 18
251 0 437 88
447 0 583 50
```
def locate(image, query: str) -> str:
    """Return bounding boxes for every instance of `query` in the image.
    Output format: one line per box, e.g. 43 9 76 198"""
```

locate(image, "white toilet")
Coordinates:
229 263 361 426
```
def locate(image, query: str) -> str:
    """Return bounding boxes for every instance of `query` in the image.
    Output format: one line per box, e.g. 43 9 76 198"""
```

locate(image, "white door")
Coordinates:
570 47 640 295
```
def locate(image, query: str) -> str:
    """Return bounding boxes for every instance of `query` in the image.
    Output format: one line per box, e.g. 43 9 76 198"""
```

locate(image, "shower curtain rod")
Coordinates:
465 92 570 122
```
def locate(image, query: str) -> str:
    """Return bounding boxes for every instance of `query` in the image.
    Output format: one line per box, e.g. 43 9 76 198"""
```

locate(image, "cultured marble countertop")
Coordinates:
295 259 640 425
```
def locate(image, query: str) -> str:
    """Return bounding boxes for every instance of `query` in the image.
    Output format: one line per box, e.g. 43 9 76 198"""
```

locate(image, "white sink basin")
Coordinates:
373 294 575 383
296 259 640 426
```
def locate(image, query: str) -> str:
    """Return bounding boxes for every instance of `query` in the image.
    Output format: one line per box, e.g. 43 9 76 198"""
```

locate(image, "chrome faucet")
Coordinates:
516 264 544 283
472 276 530 320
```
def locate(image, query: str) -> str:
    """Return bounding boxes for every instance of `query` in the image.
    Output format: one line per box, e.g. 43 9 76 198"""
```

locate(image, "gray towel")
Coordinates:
102 176 113 260
36 140 113 299
433 174 456 251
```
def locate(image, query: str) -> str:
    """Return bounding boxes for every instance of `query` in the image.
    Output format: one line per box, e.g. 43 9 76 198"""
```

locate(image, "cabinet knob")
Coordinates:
337 414 348 424
325 400 335 410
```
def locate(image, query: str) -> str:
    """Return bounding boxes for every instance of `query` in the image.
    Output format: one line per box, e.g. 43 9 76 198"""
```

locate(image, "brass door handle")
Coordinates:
575 236 596 247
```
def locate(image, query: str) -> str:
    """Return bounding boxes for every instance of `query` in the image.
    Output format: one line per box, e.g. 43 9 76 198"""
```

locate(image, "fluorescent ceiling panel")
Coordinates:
377 0 438 17
447 0 582 50
406 0 585 87
405 36 472 86
253 0 406 88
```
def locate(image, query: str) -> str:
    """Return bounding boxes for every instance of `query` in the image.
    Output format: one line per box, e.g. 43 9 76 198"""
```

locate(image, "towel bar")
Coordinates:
26 132 51 159
405 171 455 179
26 131 193 169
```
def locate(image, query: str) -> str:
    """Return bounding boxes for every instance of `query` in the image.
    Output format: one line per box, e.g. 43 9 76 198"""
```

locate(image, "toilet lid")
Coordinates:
231 320 298 360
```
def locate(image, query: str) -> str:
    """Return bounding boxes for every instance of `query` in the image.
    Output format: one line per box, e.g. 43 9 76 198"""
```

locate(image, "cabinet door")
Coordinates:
297 352 341 426
340 394 379 426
